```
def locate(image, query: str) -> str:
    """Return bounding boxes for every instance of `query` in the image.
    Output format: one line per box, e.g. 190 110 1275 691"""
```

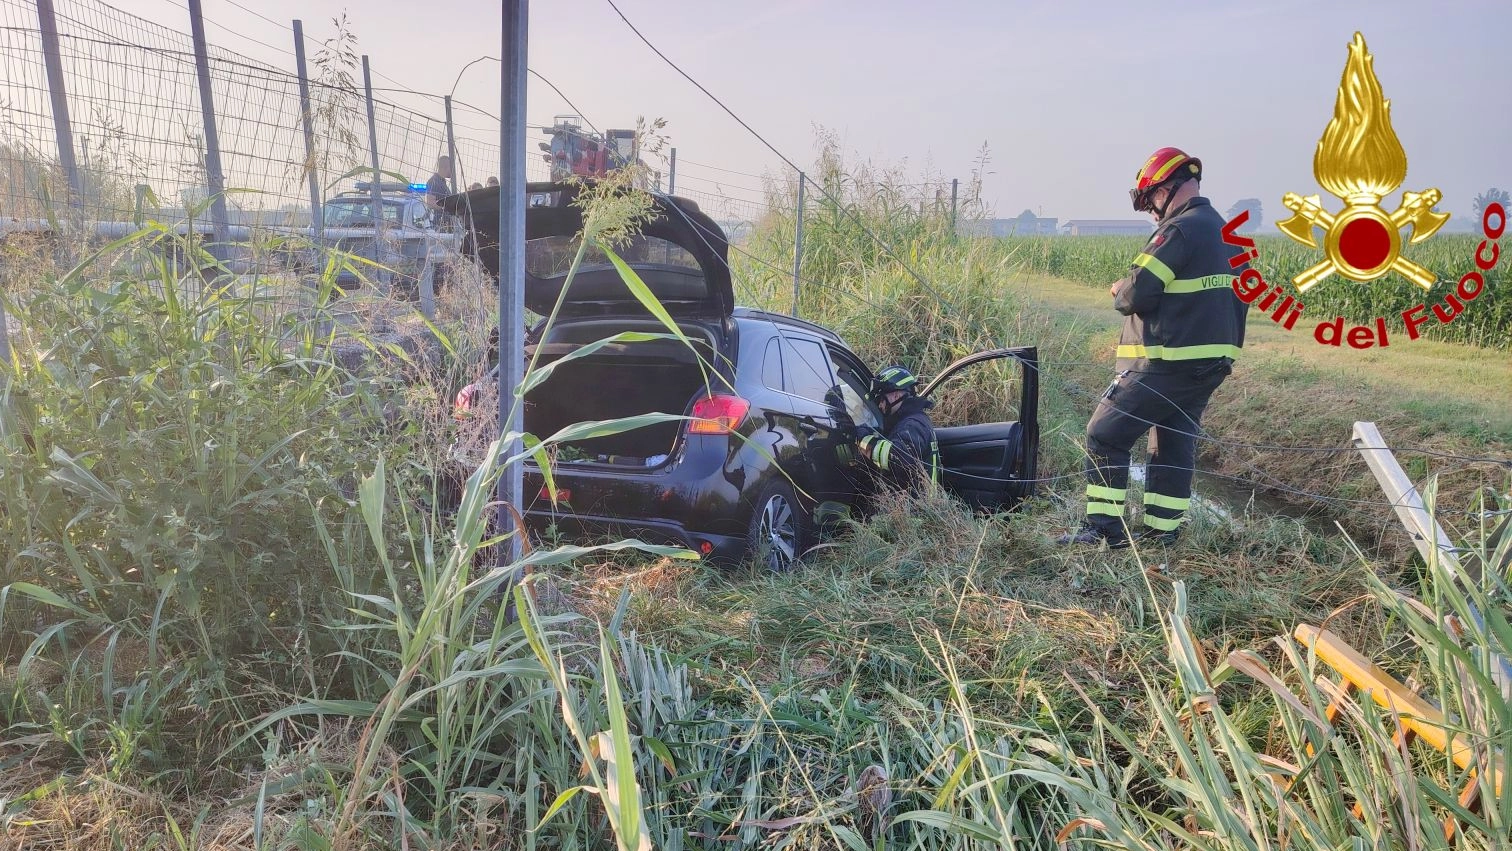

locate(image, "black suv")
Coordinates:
442 183 1039 570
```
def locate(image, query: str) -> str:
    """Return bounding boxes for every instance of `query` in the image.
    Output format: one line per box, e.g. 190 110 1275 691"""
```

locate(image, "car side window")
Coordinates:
830 354 883 429
762 338 784 392
781 337 834 402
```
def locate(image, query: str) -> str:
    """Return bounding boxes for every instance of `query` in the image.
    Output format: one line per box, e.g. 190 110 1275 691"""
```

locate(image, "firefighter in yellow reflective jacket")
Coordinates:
852 365 940 492
1058 147 1250 549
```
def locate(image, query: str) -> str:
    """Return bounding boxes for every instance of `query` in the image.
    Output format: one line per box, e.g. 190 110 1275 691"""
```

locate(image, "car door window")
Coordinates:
830 354 883 428
925 351 1025 427
781 337 835 403
762 338 784 392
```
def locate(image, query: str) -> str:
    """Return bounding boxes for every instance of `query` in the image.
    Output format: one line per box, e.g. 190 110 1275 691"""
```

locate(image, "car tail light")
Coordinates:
538 485 570 503
689 394 750 435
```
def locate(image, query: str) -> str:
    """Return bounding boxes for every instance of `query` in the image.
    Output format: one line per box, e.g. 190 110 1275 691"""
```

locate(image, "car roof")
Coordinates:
328 193 414 201
734 307 846 346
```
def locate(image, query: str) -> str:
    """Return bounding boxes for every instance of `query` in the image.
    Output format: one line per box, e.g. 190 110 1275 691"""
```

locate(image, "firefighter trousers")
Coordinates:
1082 362 1231 535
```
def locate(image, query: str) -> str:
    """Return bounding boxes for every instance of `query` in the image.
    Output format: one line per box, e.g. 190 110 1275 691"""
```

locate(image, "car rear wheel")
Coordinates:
747 479 814 574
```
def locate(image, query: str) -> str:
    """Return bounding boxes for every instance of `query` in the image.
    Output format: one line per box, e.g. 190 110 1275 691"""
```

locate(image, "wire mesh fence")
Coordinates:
0 0 582 338
0 0 555 239
0 0 970 339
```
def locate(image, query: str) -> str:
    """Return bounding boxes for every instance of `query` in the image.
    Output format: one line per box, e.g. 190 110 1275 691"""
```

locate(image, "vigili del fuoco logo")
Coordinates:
1222 32 1504 349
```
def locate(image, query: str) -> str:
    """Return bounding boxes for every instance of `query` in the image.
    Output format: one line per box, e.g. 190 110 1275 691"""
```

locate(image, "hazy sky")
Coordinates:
106 0 1510 223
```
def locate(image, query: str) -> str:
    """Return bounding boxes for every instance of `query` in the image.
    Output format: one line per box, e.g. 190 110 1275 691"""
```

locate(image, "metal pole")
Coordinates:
133 183 149 227
34 0 83 210
791 171 805 317
186 0 230 260
950 177 959 233
498 0 528 565
293 20 322 241
667 147 676 195
0 300 12 377
444 95 459 193
1352 421 1512 694
430 95 455 318
360 56 387 287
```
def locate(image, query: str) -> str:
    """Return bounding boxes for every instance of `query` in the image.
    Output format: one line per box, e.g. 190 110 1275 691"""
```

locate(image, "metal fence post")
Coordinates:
427 96 457 320
133 183 150 226
498 0 528 566
791 171 805 317
419 249 435 319
186 0 231 262
667 147 676 195
0 300 12 378
444 95 459 191
360 56 387 288
950 177 959 234
34 0 83 212
292 20 322 242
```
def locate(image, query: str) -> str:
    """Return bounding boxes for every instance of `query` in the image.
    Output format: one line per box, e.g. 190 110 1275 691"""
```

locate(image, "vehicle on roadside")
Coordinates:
317 181 458 293
441 182 1040 570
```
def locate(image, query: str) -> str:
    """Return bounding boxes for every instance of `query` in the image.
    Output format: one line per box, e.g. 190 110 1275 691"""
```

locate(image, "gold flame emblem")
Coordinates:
1278 33 1447 292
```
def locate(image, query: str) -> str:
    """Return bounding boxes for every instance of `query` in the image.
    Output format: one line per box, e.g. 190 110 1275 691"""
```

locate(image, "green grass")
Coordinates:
2 152 1509 850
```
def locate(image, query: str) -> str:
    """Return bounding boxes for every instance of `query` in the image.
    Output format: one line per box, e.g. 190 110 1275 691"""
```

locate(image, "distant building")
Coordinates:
1062 219 1153 236
960 209 1059 237
717 220 755 244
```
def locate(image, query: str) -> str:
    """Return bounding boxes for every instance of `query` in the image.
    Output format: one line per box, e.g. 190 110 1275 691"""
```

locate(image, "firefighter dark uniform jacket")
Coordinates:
857 395 940 490
1113 197 1249 373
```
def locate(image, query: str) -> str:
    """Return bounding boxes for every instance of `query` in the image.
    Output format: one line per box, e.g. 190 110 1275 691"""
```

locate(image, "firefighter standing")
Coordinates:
851 366 940 493
1058 148 1250 548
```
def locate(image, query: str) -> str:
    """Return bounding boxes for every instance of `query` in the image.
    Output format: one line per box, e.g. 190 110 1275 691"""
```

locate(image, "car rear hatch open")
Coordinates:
522 322 727 469
438 180 734 319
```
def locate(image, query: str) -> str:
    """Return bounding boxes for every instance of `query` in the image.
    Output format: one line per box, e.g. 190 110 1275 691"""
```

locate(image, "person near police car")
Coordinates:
1058 147 1250 549
425 155 455 225
834 365 940 493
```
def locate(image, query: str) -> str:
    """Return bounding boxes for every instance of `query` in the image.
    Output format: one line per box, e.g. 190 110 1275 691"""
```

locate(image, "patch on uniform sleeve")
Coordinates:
1148 231 1166 249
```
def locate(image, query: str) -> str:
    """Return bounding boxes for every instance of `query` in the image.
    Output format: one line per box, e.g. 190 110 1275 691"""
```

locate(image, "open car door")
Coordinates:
919 347 1039 511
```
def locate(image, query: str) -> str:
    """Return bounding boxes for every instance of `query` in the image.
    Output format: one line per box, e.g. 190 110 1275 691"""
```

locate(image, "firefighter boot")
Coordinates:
1055 522 1131 550
1135 527 1181 547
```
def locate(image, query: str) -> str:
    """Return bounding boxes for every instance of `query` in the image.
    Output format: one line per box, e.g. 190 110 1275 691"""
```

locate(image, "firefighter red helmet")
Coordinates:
1130 147 1202 213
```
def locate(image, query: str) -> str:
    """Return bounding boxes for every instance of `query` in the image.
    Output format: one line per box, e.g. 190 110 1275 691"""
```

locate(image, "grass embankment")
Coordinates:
1000 269 1512 534
2 159 1509 850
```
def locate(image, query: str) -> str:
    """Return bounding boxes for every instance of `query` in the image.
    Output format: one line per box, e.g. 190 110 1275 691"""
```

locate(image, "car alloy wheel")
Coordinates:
757 492 798 573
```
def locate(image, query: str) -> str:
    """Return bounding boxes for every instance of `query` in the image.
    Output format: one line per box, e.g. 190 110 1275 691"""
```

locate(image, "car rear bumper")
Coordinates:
518 444 749 563
523 509 745 564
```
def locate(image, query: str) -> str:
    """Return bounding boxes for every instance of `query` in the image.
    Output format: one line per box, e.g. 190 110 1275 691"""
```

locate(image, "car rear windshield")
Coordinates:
526 234 701 279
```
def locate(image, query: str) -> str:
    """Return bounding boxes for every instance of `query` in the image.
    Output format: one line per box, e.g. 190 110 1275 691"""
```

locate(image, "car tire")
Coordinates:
746 478 814 574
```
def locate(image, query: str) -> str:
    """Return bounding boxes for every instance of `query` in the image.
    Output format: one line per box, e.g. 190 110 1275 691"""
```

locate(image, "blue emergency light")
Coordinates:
354 180 428 193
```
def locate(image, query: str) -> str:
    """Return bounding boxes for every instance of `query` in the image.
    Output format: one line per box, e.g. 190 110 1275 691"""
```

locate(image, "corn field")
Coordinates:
1004 234 1511 349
